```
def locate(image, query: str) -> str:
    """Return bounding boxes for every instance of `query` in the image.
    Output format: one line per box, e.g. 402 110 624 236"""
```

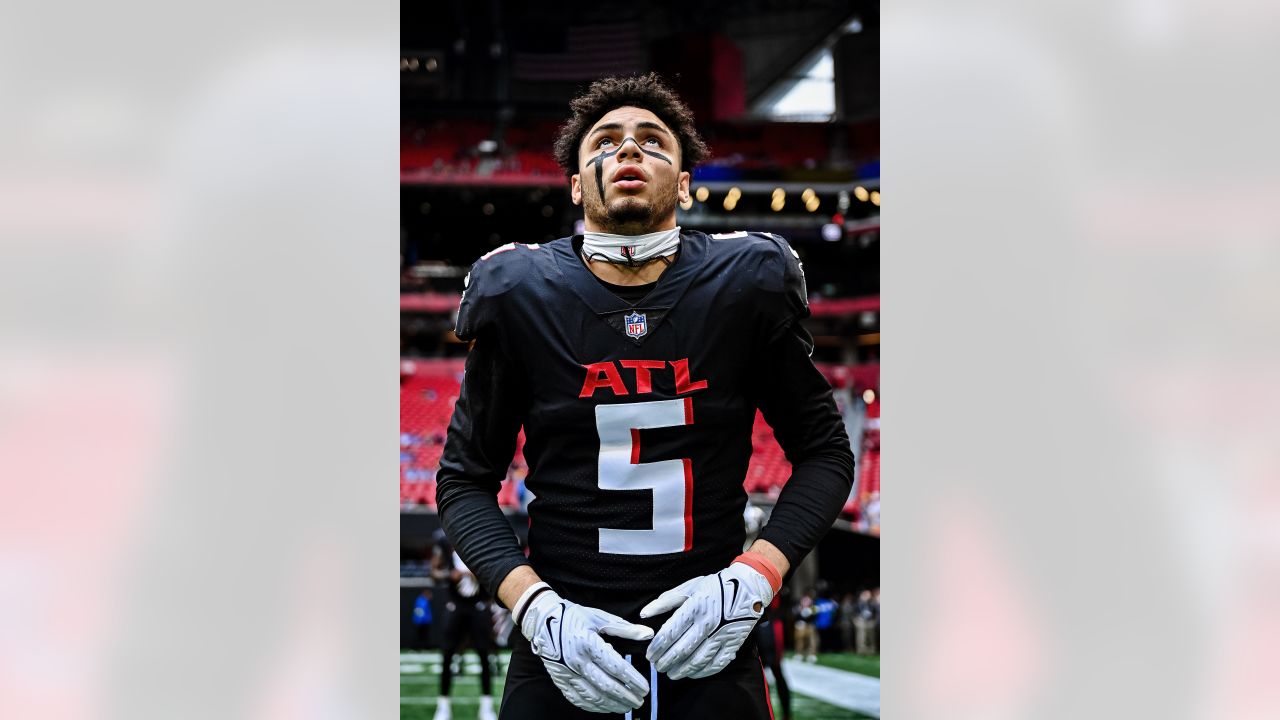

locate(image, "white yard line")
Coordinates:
400 652 444 662
400 697 482 705
777 661 880 718
401 676 505 685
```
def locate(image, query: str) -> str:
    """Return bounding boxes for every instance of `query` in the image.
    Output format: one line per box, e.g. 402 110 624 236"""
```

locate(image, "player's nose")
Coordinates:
616 136 642 160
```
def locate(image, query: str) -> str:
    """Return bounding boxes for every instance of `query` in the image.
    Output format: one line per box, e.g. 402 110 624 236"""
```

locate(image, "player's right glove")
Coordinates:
640 552 783 680
513 581 654 714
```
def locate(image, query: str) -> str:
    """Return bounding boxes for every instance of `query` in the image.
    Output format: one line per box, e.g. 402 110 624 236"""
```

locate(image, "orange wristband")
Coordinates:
734 552 783 593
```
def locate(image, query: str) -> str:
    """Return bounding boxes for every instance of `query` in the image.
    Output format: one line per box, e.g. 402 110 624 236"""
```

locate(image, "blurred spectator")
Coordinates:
854 588 880 655
411 589 433 650
435 551 496 720
839 592 858 651
491 602 515 649
858 491 881 533
815 591 840 652
794 593 819 662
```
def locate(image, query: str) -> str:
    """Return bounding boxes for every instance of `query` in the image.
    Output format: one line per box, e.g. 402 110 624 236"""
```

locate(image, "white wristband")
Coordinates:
512 581 552 626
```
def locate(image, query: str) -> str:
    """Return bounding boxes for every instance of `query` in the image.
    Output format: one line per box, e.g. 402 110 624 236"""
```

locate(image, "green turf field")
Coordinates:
811 652 880 678
401 651 878 719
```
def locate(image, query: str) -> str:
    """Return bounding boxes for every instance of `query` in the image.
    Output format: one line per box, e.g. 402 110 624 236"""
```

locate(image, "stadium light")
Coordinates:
870 190 881 207
695 186 709 202
863 389 876 404
854 186 869 202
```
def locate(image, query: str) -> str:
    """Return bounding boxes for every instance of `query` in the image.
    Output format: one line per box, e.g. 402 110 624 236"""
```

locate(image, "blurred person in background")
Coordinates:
854 588 879 656
412 588 434 650
434 551 497 720
491 601 515 649
839 592 858 651
814 585 839 652
794 592 819 662
862 491 880 534
872 588 880 653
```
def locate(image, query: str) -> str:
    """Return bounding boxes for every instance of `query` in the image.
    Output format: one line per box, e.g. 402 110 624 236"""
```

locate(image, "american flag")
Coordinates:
512 22 644 82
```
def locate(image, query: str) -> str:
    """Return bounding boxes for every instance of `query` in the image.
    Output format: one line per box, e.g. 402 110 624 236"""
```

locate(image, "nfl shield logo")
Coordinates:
625 311 648 339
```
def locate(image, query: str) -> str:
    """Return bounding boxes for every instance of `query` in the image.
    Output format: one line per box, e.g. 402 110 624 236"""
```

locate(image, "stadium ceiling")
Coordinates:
403 0 874 108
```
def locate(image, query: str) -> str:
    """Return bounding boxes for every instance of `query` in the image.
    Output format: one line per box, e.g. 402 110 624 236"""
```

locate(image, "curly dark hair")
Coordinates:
552 72 710 177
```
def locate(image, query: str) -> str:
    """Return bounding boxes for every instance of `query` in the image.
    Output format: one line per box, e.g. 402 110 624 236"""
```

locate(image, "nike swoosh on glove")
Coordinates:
640 561 775 680
516 583 654 713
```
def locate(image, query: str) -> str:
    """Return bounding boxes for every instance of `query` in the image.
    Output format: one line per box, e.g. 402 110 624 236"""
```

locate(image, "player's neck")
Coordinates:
582 254 672 286
579 218 678 286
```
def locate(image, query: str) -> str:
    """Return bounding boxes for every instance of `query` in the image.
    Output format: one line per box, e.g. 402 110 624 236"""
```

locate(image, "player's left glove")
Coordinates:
640 552 784 680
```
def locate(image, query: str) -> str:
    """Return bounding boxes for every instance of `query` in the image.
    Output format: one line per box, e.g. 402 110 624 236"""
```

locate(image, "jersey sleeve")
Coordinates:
751 310 855 570
437 252 532 597
454 271 489 341
454 243 525 341
755 232 811 343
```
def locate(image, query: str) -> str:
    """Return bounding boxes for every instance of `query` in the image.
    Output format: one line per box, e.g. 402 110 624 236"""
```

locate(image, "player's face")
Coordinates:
571 106 692 234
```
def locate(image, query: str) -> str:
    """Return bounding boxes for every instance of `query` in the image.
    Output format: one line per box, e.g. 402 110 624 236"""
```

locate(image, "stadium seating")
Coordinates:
400 360 529 510
401 119 878 177
745 410 791 495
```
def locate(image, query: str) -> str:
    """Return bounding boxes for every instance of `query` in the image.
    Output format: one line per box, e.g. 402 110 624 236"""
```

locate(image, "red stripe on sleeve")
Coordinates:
631 428 641 464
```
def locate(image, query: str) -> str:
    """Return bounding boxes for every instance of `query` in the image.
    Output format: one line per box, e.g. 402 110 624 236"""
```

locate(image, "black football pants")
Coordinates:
440 599 495 696
497 634 774 720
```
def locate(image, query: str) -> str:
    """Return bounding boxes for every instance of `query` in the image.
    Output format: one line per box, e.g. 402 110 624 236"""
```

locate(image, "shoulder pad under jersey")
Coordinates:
454 242 541 340
709 230 809 322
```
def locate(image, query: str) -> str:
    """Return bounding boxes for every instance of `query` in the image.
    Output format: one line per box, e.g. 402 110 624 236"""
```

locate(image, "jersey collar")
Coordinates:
552 230 708 345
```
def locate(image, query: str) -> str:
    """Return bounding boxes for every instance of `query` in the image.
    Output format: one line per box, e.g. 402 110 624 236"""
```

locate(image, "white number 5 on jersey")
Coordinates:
595 398 694 555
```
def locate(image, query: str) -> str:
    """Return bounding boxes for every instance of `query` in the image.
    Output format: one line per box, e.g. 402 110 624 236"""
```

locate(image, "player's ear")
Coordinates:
570 174 583 206
677 170 691 204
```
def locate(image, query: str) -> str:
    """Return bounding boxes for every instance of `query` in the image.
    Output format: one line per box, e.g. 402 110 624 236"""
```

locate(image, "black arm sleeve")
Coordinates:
753 321 857 569
435 332 531 599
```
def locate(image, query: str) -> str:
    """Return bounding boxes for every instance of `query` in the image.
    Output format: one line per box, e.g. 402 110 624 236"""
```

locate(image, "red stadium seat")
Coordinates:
400 359 527 508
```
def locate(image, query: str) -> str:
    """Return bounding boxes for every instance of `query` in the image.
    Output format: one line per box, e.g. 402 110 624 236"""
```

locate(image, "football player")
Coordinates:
437 73 855 718
433 548 498 720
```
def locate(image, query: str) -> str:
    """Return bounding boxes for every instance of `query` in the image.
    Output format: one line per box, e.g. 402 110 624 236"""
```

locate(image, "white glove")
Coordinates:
515 582 654 713
640 560 776 680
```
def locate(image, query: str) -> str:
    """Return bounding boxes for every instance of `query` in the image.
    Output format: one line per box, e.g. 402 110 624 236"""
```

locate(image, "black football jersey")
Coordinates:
438 229 852 619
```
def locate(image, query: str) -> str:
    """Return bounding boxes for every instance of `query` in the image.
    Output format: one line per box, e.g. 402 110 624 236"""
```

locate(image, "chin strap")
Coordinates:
582 226 681 265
